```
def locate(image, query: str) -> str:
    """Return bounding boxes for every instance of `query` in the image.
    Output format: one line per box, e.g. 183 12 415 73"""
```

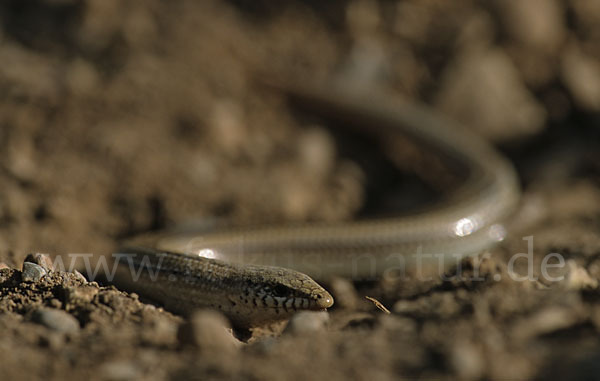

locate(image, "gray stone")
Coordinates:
21 262 47 283
177 310 239 354
24 253 55 272
31 308 80 334
284 311 329 335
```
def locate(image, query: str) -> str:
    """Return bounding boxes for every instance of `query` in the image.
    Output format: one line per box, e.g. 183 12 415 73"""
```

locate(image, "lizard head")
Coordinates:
225 264 333 328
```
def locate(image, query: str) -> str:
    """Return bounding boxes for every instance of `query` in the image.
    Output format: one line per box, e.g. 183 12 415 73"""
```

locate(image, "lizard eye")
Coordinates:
273 284 290 297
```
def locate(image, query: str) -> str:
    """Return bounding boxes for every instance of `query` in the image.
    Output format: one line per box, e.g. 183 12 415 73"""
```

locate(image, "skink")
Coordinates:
110 82 520 329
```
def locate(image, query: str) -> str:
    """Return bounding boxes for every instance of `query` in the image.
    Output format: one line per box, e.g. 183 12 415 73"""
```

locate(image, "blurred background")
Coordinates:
0 0 598 258
1 0 599 380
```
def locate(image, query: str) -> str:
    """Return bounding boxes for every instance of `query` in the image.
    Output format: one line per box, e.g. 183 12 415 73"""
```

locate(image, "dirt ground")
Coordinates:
1 0 600 380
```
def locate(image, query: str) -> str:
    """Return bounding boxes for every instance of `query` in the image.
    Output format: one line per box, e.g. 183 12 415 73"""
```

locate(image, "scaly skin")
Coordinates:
111 247 333 329
109 81 520 328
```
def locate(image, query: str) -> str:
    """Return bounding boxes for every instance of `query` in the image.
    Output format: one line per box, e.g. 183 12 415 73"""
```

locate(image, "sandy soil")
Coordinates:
1 0 600 380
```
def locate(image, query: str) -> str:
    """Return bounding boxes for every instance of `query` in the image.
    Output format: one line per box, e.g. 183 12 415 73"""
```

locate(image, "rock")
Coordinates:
561 43 600 111
297 127 335 179
31 308 80 334
24 253 55 272
71 269 88 283
21 262 47 283
284 311 329 335
252 336 278 355
0 267 11 283
100 361 140 381
339 0 388 90
49 298 63 309
208 99 246 156
494 0 565 53
141 317 178 347
435 48 546 141
328 277 360 310
449 340 485 380
511 306 582 341
177 310 239 354
562 260 598 290
98 291 125 310
0 262 10 270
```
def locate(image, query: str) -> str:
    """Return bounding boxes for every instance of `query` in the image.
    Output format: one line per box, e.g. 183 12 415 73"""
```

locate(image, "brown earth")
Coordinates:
1 0 600 380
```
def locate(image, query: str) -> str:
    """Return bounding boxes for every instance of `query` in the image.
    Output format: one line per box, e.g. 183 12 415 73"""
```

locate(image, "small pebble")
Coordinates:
283 311 329 335
21 262 47 283
496 0 565 52
449 340 485 380
100 361 140 381
435 48 546 141
328 277 360 310
98 291 125 310
31 308 80 334
177 310 239 354
0 267 10 283
141 317 178 347
562 260 598 290
297 127 335 178
209 99 246 156
49 298 62 309
24 253 55 272
253 336 278 355
511 306 580 341
71 269 88 283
